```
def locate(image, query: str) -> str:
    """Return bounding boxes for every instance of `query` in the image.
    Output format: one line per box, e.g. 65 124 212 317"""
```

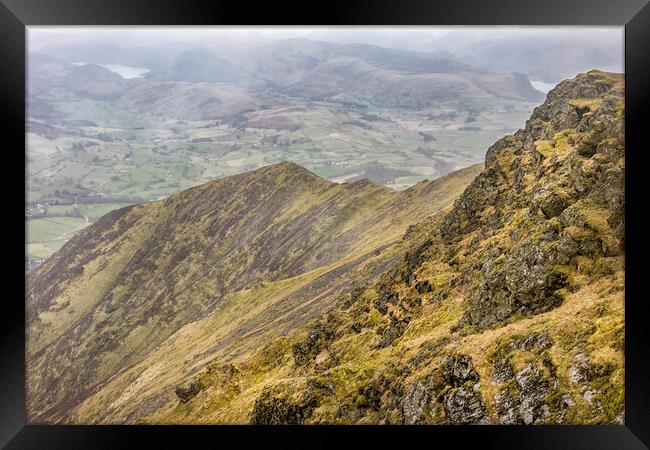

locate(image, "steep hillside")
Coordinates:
26 161 482 423
26 70 623 426
124 70 622 425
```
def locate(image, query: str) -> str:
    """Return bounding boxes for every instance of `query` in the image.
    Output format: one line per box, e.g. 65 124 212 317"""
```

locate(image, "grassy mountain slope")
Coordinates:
125 70 622 425
27 70 623 426
26 161 482 423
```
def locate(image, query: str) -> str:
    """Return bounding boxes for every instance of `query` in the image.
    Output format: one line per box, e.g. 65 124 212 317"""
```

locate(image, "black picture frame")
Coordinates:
2 0 649 448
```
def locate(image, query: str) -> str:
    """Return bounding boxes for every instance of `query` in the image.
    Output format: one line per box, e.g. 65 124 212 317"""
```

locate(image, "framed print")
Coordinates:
2 0 649 448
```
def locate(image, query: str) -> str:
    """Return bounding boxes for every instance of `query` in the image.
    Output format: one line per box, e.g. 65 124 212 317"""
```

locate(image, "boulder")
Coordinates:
443 385 489 424
174 379 204 403
402 382 430 424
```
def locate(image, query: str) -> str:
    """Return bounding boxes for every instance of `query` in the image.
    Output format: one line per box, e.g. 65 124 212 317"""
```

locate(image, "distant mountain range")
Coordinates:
30 38 545 116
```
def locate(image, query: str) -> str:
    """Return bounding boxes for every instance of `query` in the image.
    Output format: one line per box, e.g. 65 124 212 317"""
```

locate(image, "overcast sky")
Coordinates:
27 26 621 50
28 26 624 83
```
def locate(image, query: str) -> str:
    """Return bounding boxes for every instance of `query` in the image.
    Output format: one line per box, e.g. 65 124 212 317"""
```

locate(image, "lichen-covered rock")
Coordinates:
174 379 204 403
292 317 338 366
402 382 430 424
377 315 408 348
250 386 318 425
492 358 515 384
443 385 489 424
520 332 552 351
569 352 592 384
431 354 490 424
443 355 479 387
495 385 525 424
490 333 557 424
495 362 553 425
514 363 551 424
539 190 570 219
462 232 574 330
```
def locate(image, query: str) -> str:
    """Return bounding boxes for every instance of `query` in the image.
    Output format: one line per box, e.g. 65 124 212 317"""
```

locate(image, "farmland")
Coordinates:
26 94 536 269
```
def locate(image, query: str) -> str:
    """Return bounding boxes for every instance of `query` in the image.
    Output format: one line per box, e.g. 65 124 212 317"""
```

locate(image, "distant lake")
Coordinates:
71 62 150 79
530 80 558 94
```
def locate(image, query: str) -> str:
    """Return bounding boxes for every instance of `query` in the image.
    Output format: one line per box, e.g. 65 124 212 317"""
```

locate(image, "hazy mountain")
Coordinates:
145 47 263 86
26 71 623 425
31 38 545 109
217 38 544 105
425 29 623 83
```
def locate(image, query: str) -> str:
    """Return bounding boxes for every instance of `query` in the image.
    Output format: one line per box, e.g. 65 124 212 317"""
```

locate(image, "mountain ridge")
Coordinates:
26 157 482 422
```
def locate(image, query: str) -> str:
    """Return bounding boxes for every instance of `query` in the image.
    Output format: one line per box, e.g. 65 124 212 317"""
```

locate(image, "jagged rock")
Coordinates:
377 315 408 348
492 358 515 384
463 238 568 329
495 386 524 424
575 131 602 157
402 382 430 424
515 363 550 424
292 319 337 366
443 385 489 424
539 191 569 219
250 389 315 425
443 355 479 387
520 332 552 351
569 352 592 384
175 379 204 403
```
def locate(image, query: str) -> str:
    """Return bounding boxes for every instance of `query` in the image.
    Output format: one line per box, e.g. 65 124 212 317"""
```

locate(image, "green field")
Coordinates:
26 216 90 262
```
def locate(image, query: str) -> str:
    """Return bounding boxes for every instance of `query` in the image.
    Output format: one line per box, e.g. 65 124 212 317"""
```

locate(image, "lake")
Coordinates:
71 62 149 79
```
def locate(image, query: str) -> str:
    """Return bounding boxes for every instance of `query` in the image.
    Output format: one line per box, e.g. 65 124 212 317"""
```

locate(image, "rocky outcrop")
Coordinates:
443 384 489 424
490 333 555 424
292 315 339 366
250 390 314 425
443 71 626 330
438 355 489 424
402 382 429 425
175 379 204 403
